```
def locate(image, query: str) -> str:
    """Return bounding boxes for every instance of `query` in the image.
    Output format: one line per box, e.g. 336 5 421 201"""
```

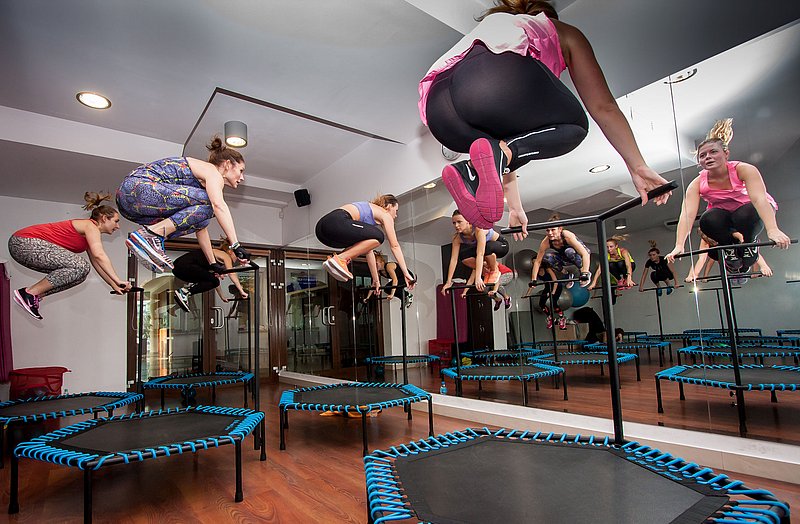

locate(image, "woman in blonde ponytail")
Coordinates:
666 119 790 271
7 192 131 320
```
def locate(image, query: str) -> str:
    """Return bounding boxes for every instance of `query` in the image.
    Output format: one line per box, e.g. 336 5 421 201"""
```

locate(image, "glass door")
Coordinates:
285 257 332 374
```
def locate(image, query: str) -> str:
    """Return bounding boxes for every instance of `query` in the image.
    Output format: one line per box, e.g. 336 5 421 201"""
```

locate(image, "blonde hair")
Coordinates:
479 0 558 20
696 118 733 158
371 194 399 208
374 251 386 266
82 192 117 221
606 234 629 245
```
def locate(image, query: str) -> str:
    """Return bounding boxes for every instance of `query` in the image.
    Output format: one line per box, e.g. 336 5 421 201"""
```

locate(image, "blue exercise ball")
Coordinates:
570 285 590 308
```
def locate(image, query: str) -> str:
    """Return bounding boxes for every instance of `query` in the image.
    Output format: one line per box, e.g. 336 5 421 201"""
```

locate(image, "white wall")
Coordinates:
209 199 283 246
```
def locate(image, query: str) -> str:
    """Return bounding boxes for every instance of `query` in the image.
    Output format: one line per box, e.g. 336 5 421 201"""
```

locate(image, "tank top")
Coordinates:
129 157 203 189
459 228 498 245
698 161 777 212
645 256 669 272
14 220 89 253
419 12 566 124
608 247 633 263
352 201 376 225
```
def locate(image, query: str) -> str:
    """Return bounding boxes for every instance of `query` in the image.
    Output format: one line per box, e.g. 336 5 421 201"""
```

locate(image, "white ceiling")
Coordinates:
0 0 798 234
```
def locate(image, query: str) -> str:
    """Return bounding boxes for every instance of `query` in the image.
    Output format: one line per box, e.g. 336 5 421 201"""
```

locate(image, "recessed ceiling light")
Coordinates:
423 182 436 189
589 164 610 173
664 68 697 84
76 91 111 109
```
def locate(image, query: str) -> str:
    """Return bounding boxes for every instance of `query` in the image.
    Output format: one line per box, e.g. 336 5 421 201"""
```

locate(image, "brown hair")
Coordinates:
547 213 561 222
82 192 118 221
371 194 399 208
696 118 733 158
606 234 629 245
206 135 245 167
647 240 660 255
479 0 558 20
373 251 386 266
452 209 463 217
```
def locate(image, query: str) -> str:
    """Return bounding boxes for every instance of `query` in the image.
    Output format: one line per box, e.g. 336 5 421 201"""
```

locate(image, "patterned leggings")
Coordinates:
8 236 90 296
116 175 214 238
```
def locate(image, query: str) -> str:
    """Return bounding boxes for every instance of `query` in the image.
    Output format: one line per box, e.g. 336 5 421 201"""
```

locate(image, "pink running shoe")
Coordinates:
469 138 507 224
442 160 493 229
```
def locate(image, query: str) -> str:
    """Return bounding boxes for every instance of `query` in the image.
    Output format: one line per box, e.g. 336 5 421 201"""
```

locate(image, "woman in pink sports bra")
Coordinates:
667 119 791 270
420 0 670 234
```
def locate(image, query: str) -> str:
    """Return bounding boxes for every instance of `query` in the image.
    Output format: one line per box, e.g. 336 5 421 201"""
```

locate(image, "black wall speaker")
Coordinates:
294 189 311 207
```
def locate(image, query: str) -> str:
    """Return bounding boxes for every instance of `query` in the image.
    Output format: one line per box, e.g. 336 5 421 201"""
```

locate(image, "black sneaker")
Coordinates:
174 287 191 312
13 288 42 320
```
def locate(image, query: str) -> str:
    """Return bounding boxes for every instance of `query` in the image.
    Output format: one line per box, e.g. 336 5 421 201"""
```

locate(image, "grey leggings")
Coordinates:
8 236 91 296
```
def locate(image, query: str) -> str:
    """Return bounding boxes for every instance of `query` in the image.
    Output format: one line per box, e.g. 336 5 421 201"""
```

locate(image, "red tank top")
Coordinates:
14 220 90 253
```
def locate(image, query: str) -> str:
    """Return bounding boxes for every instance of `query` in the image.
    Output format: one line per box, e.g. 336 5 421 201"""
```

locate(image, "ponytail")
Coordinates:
696 118 733 158
647 240 660 255
370 194 399 208
83 191 117 221
206 135 245 167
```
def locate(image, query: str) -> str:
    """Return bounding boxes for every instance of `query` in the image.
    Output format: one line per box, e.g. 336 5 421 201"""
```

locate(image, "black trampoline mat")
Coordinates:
56 412 244 454
678 368 800 385
0 395 130 418
457 365 547 377
685 346 800 356
293 386 414 406
151 374 247 386
549 353 613 363
369 356 436 363
395 438 728 524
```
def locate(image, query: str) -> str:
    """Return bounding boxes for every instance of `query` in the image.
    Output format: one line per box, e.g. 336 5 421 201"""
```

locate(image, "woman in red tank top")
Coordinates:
8 192 131 320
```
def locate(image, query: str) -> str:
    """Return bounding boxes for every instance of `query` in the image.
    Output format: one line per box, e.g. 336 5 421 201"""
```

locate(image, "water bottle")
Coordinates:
439 380 448 395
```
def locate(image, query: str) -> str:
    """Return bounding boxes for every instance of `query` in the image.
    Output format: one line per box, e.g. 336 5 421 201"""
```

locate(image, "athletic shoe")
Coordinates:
442 160 492 229
493 298 502 311
13 288 42 320
546 315 554 329
174 287 191 312
656 287 663 297
125 238 166 274
405 293 414 308
127 228 174 270
558 314 567 330
469 138 507 224
665 286 673 296
731 276 749 286
504 296 511 309
323 254 353 282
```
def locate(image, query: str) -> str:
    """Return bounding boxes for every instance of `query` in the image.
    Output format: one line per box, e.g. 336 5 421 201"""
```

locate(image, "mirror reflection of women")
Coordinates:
530 214 591 289
441 210 509 295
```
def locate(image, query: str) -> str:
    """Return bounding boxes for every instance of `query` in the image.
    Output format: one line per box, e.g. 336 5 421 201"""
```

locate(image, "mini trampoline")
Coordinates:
8 405 265 523
529 339 587 351
460 348 541 364
778 329 800 337
678 344 800 366
530 351 640 381
364 427 790 524
684 327 763 337
586 340 673 366
0 391 142 468
655 364 800 414
365 355 440 381
278 382 433 456
441 363 566 404
707 334 800 347
143 371 254 408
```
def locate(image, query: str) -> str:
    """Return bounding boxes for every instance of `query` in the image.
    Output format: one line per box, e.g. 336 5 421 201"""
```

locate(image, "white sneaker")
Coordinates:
174 287 190 312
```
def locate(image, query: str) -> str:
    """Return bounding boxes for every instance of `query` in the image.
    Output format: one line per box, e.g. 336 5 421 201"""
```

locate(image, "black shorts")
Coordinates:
315 209 385 249
459 235 510 260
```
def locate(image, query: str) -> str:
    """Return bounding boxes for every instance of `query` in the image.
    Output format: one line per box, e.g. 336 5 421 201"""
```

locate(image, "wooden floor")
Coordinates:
1 381 798 523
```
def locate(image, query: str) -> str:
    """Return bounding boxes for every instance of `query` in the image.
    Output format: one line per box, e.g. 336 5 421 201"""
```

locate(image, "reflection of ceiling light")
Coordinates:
614 218 627 230
76 91 111 109
224 120 248 147
301 263 309 267
589 164 610 173
503 197 507 203
423 182 436 189
664 68 697 84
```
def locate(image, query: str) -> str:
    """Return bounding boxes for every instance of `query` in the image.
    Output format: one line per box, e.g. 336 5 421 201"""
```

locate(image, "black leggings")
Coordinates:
609 260 636 281
315 209 385 250
650 269 674 284
426 43 589 171
172 255 219 295
699 204 763 248
459 235 510 260
538 274 563 311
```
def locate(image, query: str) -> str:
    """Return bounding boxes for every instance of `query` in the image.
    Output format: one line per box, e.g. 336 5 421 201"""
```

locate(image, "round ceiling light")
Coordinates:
664 68 698 84
423 182 436 189
589 164 611 173
76 91 111 109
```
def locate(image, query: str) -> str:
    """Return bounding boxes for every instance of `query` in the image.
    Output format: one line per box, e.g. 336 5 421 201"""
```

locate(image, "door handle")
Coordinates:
327 306 336 326
211 307 224 330
321 306 328 326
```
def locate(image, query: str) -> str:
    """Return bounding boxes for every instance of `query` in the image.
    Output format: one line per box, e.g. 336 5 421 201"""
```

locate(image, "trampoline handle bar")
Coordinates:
673 239 797 259
501 181 677 234
110 286 145 294
529 275 588 287
445 284 490 292
218 261 260 275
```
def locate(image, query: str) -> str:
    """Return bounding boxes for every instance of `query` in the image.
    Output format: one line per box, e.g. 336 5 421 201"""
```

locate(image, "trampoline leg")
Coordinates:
212 385 217 404
361 413 368 457
771 391 778 403
84 468 93 524
234 440 244 502
599 363 605 376
658 345 664 367
522 380 528 406
534 378 539 391
427 398 434 437
8 453 19 514
279 410 286 450
243 382 248 408
259 419 266 461
562 372 568 401
635 357 641 381
679 382 685 401
160 390 165 410
668 343 673 364
656 378 664 413
407 404 412 421
735 389 748 437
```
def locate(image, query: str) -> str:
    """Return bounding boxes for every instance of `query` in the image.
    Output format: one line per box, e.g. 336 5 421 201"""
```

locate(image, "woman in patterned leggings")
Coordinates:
116 136 250 274
8 192 131 320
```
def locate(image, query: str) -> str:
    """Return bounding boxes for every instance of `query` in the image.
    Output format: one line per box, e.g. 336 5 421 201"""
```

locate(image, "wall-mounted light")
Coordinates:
423 182 436 189
589 164 610 173
224 120 248 147
614 218 627 230
664 68 697 84
76 91 111 109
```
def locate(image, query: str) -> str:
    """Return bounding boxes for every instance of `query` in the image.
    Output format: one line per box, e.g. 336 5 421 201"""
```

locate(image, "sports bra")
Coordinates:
352 201 376 225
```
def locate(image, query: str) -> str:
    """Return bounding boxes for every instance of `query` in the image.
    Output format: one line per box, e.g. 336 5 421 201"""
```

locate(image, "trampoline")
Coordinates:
586 340 673 366
684 327 763 337
143 371 254 408
707 334 800 347
364 427 790 524
655 364 800 414
8 405 265 523
778 329 800 337
678 344 800 366
0 391 142 468
529 339 587 351
279 382 433 456
365 355 440 382
460 348 541 364
441 363 566 404
530 351 640 381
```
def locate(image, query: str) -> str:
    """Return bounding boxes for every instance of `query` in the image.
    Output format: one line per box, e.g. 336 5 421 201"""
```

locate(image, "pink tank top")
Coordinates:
698 161 777 212
418 12 566 125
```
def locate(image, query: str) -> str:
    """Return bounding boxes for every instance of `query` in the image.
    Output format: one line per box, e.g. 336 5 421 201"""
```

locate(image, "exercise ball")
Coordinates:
512 249 536 276
557 290 574 311
570 285 590 308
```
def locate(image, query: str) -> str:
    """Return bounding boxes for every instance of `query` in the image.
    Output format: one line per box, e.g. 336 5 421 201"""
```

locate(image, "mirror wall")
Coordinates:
392 20 800 447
